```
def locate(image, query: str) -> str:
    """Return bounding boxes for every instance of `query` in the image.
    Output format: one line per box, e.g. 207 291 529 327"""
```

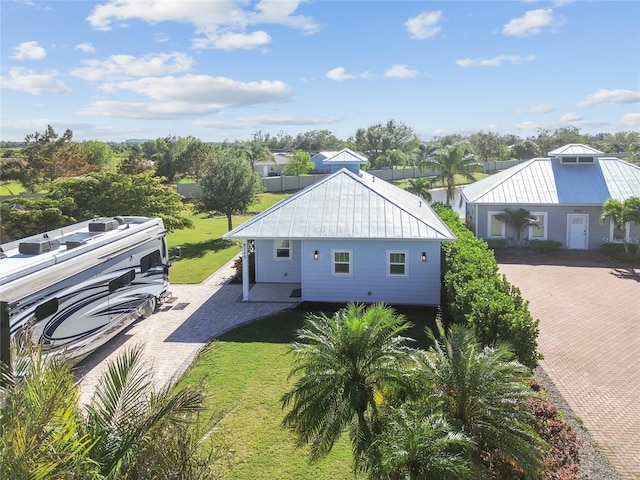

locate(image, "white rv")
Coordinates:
0 216 178 367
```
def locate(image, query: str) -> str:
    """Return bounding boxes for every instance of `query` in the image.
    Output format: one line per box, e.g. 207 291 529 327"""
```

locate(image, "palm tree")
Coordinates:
417 323 546 479
367 408 473 480
0 341 100 479
82 345 213 479
405 177 434 202
281 303 416 463
600 197 640 254
419 142 481 205
494 208 539 247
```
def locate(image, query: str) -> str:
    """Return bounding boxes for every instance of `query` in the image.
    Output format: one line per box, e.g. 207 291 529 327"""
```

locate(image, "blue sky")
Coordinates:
1 0 639 143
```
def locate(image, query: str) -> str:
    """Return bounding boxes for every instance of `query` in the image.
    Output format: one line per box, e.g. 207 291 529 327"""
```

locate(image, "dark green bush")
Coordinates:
486 238 507 249
600 242 640 262
435 205 540 368
529 240 563 251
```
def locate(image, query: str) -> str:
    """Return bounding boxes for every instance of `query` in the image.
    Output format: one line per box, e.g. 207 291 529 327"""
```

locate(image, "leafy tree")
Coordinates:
79 140 115 170
281 303 415 465
600 197 640 254
511 140 540 160
47 172 193 231
469 131 508 162
117 148 154 175
0 196 76 240
494 208 539 247
0 342 100 479
22 125 94 189
354 119 418 166
196 155 263 231
374 148 410 169
419 142 481 205
417 323 546 478
147 135 191 182
283 149 314 176
175 139 213 180
404 177 434 202
0 159 25 185
293 129 344 152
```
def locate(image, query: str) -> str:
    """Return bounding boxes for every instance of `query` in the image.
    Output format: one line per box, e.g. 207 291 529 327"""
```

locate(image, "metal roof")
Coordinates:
548 143 604 156
224 168 456 241
461 155 640 205
322 148 368 164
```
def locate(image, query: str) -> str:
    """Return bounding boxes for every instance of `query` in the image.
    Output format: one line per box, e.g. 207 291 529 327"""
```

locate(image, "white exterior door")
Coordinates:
567 214 588 249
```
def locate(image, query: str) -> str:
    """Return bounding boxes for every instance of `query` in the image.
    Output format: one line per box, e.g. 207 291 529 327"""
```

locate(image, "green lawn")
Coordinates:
180 306 437 479
0 182 27 196
392 172 489 190
167 192 291 283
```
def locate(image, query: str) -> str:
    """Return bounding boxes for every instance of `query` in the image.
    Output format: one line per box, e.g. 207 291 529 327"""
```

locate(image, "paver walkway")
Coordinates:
496 250 640 480
75 259 297 405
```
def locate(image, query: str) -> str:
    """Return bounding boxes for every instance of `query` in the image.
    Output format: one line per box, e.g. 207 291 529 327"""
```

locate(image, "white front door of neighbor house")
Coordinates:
567 214 588 249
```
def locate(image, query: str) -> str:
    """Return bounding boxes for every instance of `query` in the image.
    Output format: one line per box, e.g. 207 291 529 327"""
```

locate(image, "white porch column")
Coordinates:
242 239 250 301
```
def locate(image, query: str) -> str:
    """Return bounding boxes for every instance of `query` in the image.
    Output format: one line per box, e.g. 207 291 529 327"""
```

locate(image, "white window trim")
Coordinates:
609 220 630 243
274 239 292 261
487 211 506 239
529 212 548 240
387 250 408 277
331 249 352 276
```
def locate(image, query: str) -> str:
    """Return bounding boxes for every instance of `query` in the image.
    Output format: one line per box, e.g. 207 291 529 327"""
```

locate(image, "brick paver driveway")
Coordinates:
496 250 639 479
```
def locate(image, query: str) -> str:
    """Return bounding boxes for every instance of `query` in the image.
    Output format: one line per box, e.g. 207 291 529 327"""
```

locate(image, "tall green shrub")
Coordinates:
434 205 540 367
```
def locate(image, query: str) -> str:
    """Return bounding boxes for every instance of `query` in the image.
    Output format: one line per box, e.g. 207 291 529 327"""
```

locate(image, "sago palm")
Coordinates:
281 303 416 463
367 407 474 480
0 341 100 480
418 323 546 479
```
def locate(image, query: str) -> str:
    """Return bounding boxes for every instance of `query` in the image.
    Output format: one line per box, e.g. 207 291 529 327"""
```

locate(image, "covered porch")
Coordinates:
247 282 301 303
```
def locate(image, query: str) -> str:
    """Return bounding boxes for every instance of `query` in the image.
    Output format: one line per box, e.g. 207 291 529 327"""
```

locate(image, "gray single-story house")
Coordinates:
460 144 640 249
223 152 456 305
255 152 292 177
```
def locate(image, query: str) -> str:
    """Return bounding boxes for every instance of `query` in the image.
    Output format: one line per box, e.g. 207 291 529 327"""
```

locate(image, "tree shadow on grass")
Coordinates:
178 238 235 260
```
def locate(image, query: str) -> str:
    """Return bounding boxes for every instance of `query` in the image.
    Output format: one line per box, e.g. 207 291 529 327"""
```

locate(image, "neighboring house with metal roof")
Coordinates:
310 148 368 173
223 159 456 305
461 144 640 250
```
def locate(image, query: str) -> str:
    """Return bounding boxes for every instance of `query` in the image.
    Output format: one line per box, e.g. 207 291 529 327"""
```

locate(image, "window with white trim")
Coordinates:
274 240 291 260
529 212 547 240
388 251 407 276
332 250 352 276
609 220 630 243
487 211 505 239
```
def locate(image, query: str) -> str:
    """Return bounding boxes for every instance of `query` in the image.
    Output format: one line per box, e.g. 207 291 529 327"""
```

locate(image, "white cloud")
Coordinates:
75 43 96 54
70 52 194 81
11 41 47 60
515 121 545 131
502 9 562 36
326 67 369 81
560 113 582 123
86 0 319 50
404 11 442 39
529 103 556 114
578 89 640 108
194 115 341 129
79 74 291 118
560 113 607 127
456 54 536 67
384 64 418 79
192 30 271 50
618 113 640 128
0 67 71 94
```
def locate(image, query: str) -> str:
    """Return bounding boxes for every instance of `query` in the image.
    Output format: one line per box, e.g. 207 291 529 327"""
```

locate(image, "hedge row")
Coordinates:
435 205 540 368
